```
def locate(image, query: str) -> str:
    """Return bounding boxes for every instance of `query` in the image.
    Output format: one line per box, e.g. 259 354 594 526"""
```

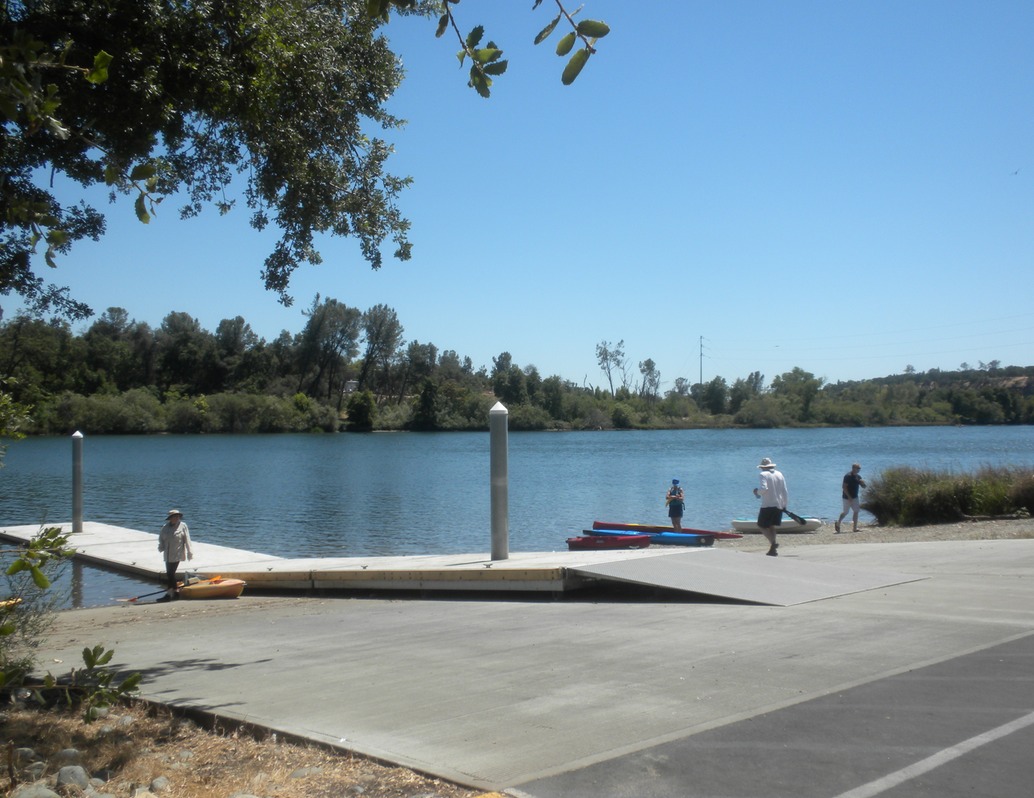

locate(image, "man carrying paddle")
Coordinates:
753 457 788 557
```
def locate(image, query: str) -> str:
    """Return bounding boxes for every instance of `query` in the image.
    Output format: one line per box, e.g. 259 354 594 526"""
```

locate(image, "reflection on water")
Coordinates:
1 554 154 611
2 426 1033 607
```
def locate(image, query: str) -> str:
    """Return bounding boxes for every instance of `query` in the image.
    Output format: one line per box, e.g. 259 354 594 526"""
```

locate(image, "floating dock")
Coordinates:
0 521 920 606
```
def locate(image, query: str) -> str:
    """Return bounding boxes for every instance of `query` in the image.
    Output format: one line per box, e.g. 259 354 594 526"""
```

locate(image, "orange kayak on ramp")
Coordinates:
179 576 245 600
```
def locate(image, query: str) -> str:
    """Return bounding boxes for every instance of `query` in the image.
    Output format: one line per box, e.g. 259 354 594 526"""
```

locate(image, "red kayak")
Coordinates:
592 520 743 540
567 534 651 551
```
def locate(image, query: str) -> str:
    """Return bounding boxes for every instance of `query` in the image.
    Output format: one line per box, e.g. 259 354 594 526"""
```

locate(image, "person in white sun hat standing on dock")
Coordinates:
157 509 193 602
753 457 788 557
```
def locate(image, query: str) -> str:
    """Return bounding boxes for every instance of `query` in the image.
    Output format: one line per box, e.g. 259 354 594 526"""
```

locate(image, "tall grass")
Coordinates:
864 465 1034 526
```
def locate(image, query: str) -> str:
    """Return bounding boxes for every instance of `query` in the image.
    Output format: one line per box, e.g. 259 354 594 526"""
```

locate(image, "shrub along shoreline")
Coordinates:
863 465 1034 526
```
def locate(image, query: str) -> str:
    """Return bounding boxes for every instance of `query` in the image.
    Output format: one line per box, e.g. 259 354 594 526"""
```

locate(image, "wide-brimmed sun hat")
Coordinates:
757 458 776 469
166 509 183 519
672 478 680 485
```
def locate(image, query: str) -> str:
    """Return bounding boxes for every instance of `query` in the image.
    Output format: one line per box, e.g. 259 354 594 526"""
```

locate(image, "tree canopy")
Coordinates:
0 0 610 323
1 0 417 320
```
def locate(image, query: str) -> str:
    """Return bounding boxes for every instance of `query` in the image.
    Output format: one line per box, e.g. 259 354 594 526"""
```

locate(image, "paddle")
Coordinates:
782 509 808 526
115 576 221 603
117 584 180 603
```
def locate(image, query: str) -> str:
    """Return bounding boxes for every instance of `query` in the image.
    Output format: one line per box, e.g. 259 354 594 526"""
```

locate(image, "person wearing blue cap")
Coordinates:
665 478 685 530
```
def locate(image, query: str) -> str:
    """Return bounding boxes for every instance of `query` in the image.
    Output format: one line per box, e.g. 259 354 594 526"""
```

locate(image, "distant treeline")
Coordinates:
1 304 1032 434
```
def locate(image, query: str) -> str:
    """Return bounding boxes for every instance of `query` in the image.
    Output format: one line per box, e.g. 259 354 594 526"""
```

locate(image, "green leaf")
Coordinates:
30 565 50 590
556 32 576 57
435 13 448 38
0 622 16 636
46 118 70 140
6 561 26 576
576 20 611 39
94 648 114 666
129 163 156 181
472 48 503 64
465 26 485 50
468 68 491 98
0 98 18 121
86 51 113 85
46 229 69 247
103 164 119 185
135 194 150 223
366 0 390 21
534 15 562 45
561 49 590 86
483 60 508 77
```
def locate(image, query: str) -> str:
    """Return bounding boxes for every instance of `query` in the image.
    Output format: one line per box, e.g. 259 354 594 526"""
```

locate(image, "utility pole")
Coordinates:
699 336 704 386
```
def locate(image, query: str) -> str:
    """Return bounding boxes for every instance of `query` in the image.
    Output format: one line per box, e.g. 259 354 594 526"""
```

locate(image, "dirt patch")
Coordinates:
1 701 486 798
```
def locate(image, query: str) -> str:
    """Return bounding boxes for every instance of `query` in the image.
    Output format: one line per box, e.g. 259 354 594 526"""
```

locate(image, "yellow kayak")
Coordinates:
179 576 246 600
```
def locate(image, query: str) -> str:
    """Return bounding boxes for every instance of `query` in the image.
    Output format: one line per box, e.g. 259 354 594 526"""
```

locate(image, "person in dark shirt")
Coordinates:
665 479 685 530
836 463 866 533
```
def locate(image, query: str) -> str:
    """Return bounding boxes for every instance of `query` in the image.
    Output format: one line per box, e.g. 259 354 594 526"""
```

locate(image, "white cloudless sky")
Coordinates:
4 1 1032 391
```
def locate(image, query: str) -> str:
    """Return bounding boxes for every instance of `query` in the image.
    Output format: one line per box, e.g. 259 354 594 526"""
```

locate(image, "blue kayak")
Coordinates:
587 529 714 547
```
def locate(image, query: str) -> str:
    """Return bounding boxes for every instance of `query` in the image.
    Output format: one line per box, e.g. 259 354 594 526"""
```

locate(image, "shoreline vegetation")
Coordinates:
864 465 1034 526
1 311 1033 435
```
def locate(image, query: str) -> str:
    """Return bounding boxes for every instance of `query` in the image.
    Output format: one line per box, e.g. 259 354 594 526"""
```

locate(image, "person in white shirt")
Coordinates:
753 457 788 557
157 509 193 601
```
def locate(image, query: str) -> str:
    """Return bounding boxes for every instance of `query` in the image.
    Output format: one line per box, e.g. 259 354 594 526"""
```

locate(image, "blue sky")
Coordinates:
5 1 1032 391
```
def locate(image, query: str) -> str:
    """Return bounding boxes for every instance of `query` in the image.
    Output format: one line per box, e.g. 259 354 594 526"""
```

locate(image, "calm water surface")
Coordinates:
2 426 1032 606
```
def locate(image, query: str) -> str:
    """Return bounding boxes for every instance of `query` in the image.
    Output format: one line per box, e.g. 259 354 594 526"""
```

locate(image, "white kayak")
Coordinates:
731 516 823 533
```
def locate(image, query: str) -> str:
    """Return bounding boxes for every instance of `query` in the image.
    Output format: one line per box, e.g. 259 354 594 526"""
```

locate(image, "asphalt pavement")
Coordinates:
33 538 1034 797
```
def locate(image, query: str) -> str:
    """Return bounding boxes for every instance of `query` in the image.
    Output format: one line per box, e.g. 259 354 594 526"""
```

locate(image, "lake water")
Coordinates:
2 426 1033 606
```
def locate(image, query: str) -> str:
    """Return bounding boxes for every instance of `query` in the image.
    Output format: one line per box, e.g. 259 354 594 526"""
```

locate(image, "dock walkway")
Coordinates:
2 520 918 605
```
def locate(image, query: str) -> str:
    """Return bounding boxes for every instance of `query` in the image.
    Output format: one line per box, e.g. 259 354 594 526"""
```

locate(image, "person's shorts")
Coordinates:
757 506 783 528
842 497 861 513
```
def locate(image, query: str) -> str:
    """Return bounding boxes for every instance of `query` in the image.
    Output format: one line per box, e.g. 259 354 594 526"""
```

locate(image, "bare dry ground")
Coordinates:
4 518 1032 798
2 701 491 798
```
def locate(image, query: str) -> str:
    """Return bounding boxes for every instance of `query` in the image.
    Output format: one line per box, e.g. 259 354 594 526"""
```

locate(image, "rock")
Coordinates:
21 761 46 781
50 748 82 766
85 705 110 721
150 775 172 792
55 765 91 789
289 766 324 779
10 784 61 798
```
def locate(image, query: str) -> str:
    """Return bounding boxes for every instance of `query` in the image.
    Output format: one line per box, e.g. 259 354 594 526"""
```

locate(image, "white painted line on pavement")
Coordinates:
832 710 1034 798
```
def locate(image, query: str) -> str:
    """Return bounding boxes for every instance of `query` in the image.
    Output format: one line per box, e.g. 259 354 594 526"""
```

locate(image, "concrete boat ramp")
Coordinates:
0 521 920 606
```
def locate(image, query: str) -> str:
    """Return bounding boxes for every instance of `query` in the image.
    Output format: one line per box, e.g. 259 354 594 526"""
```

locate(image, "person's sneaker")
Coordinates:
834 521 841 533
767 548 778 556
